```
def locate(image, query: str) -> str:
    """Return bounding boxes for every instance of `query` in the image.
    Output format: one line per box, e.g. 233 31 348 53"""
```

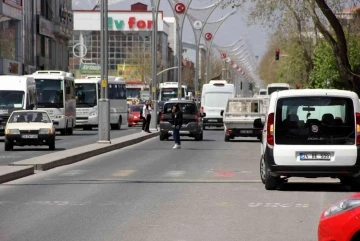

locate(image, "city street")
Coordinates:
0 130 352 241
0 127 140 165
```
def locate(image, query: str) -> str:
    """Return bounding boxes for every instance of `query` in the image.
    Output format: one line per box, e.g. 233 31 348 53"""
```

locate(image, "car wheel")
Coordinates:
67 127 73 135
203 125 206 130
111 117 122 130
49 142 55 150
160 134 166 141
261 156 279 190
60 128 66 135
199 132 203 141
128 124 132 127
224 135 230 142
4 140 13 151
195 134 201 141
260 156 266 184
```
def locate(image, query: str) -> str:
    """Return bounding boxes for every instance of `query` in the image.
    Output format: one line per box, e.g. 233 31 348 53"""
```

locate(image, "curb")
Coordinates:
10 132 159 171
0 166 34 184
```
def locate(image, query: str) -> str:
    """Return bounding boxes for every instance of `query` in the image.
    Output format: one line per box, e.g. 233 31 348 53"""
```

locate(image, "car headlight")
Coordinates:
55 115 65 119
89 111 97 116
6 129 20 135
324 198 360 218
39 128 52 134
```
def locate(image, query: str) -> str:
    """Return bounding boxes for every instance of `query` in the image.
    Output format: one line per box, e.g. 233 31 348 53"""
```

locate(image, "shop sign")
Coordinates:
2 59 22 75
3 0 22 9
39 17 55 38
80 63 101 74
108 17 153 30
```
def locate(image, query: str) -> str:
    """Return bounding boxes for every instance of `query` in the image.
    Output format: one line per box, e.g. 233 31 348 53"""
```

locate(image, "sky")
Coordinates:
72 0 269 64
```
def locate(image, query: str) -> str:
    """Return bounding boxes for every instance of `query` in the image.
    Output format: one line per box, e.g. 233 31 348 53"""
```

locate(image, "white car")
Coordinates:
254 89 360 190
5 110 57 151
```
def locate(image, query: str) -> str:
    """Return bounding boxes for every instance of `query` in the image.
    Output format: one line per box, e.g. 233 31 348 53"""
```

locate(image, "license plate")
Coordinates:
300 153 331 161
21 135 38 139
240 130 252 134
208 119 217 122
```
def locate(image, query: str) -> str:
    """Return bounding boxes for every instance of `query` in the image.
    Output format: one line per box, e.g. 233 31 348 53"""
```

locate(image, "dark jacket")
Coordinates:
172 111 183 127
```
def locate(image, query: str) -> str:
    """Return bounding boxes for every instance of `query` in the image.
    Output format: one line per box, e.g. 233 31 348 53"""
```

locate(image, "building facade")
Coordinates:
69 3 175 98
0 0 73 75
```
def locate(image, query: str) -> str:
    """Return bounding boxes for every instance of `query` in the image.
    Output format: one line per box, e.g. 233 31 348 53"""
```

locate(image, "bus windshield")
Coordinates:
75 83 97 107
267 86 289 95
35 79 64 108
161 88 185 101
0 91 24 108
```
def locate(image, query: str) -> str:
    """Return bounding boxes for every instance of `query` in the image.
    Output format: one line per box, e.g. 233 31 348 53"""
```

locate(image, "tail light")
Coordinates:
267 113 275 146
201 107 204 113
160 111 164 123
195 112 199 122
356 113 360 145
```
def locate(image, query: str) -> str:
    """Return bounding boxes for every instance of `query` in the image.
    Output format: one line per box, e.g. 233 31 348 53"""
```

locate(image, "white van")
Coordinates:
255 89 360 190
267 83 290 95
201 80 235 129
0 75 37 136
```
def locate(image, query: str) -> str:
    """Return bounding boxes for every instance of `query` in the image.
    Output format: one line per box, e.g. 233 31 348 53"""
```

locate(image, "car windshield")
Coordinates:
0 91 24 108
267 87 289 95
205 92 233 108
275 97 355 145
163 102 196 114
130 105 143 112
75 83 97 107
35 79 64 108
9 112 51 123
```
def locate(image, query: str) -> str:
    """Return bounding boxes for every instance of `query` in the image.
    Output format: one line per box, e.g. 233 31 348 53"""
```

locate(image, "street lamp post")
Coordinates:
186 1 221 101
167 0 193 100
98 0 111 144
149 0 160 131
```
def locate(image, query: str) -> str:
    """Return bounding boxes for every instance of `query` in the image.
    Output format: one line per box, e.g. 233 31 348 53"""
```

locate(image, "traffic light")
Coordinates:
240 81 242 90
275 48 280 60
248 83 252 90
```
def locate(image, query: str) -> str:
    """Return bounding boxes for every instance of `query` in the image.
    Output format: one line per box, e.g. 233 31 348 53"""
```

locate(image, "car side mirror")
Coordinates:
200 112 206 118
253 118 264 129
220 110 224 116
52 120 59 125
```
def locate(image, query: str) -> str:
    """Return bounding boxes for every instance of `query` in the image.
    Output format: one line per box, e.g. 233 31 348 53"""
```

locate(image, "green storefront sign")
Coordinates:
80 64 101 74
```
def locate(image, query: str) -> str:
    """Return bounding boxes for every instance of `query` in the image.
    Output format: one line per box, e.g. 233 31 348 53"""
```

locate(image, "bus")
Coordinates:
159 82 188 101
75 77 127 130
31 70 76 135
201 80 235 129
267 83 290 95
0 76 37 136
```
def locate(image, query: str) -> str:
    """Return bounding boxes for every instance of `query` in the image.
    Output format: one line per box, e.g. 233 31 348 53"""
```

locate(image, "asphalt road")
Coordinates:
0 130 354 241
0 127 140 165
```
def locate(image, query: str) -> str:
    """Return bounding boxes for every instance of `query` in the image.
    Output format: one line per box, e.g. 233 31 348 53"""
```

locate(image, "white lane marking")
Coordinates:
165 171 185 178
112 170 136 177
205 170 252 174
59 170 88 176
248 202 310 208
25 201 89 206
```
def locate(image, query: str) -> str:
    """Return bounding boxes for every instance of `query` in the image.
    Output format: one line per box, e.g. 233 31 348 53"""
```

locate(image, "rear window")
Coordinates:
163 103 196 114
275 97 355 145
131 106 142 112
268 87 289 95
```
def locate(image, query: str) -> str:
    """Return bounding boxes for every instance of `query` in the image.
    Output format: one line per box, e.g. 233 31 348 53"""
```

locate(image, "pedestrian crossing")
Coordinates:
54 169 340 183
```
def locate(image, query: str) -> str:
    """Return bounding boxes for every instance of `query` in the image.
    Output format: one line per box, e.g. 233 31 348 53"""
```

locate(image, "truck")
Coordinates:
221 97 269 142
159 82 188 101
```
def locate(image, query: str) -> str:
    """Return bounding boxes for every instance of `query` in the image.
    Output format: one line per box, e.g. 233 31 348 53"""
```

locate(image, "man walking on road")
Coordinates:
171 104 183 149
142 100 152 133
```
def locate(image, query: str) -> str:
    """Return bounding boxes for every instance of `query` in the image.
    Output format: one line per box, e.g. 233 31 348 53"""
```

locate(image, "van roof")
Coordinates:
274 89 358 99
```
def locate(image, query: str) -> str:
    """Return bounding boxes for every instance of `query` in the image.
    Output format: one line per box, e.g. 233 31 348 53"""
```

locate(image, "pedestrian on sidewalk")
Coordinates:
142 100 152 133
172 104 183 149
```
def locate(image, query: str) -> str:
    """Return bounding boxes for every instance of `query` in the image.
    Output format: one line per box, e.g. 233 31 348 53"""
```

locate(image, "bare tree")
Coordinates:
125 43 152 82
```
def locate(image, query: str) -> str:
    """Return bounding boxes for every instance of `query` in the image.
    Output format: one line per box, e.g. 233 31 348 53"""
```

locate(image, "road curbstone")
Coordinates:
0 166 34 184
9 132 158 171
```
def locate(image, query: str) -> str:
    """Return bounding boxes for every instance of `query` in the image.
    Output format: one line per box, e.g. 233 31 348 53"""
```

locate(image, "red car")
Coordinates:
128 104 143 127
318 193 360 241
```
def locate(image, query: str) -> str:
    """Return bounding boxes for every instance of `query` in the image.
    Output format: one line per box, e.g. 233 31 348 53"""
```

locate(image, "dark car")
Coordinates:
159 100 206 141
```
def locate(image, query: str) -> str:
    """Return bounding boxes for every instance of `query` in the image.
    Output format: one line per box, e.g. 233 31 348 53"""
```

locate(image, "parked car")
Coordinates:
159 100 206 141
318 193 360 241
256 89 360 190
4 110 58 151
128 104 144 127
